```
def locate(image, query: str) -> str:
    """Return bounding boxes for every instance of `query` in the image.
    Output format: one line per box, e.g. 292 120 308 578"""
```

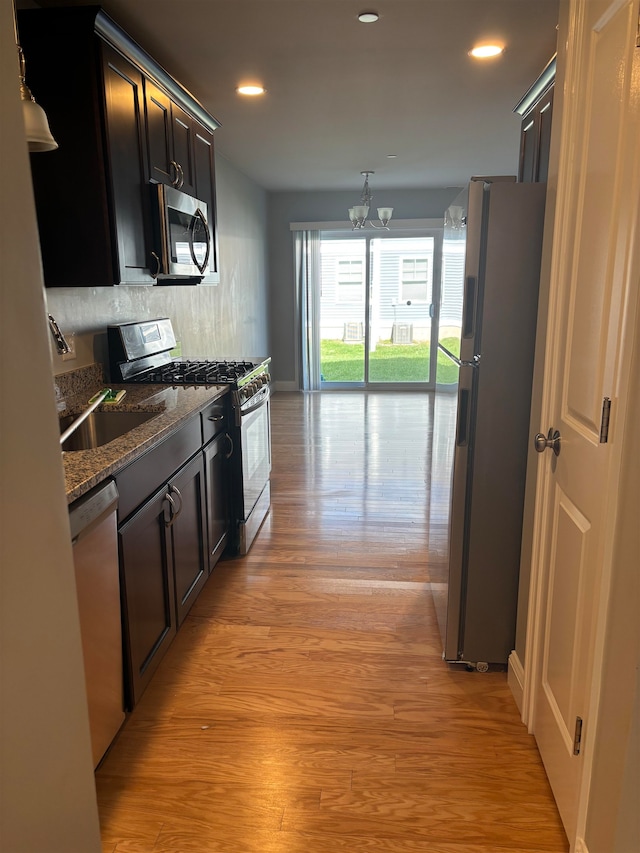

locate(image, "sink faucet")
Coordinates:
47 313 71 355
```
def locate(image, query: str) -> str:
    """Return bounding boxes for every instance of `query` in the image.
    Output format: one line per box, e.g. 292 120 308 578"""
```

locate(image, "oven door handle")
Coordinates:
224 432 234 459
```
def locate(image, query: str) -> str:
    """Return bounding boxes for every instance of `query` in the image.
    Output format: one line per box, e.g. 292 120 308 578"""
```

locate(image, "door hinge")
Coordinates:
599 397 611 443
573 716 583 755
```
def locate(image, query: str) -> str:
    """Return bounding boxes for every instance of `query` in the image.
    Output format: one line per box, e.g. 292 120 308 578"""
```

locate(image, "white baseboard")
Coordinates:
508 650 525 714
272 381 299 393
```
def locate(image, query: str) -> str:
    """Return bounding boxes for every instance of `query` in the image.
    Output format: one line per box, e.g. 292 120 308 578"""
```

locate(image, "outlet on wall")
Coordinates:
61 333 76 362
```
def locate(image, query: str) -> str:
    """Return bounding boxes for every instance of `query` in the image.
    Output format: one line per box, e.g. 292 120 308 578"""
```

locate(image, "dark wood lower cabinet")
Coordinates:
114 395 232 708
171 454 208 626
119 486 176 708
203 433 231 572
118 451 208 708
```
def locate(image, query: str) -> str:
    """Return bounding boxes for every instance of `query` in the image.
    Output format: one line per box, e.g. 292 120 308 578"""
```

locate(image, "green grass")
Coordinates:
320 338 459 384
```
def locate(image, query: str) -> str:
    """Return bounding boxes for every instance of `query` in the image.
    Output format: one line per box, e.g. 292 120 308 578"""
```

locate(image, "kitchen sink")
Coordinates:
60 410 158 452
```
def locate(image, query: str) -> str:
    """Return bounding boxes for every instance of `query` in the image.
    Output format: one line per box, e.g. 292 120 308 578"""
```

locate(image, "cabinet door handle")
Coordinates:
208 414 224 422
150 251 161 280
164 490 177 527
225 433 234 459
164 485 183 527
170 484 183 520
170 160 181 187
177 163 184 189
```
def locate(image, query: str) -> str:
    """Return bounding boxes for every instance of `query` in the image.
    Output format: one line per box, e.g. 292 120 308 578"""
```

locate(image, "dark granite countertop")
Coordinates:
59 379 230 504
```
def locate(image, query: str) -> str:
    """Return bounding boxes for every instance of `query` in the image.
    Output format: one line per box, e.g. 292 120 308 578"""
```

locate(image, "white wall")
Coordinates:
0 1 101 848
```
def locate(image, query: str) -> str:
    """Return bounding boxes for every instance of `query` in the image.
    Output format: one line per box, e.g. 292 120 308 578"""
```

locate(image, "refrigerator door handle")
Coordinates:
462 275 477 338
457 389 471 446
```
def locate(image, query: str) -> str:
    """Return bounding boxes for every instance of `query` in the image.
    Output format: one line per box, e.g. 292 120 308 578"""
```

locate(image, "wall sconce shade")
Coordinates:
18 45 58 152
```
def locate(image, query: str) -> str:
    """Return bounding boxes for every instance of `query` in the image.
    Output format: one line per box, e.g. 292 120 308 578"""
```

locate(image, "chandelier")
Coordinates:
348 171 393 229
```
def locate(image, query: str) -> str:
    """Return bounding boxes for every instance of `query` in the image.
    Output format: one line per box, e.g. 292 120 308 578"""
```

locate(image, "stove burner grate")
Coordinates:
129 359 260 385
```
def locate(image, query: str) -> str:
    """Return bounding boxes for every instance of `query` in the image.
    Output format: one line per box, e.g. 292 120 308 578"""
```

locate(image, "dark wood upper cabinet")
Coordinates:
514 56 556 184
193 127 221 284
170 103 197 196
18 6 220 287
102 45 153 285
145 80 175 187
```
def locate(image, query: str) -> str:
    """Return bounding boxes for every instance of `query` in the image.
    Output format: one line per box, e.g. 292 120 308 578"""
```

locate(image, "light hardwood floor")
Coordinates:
96 391 568 853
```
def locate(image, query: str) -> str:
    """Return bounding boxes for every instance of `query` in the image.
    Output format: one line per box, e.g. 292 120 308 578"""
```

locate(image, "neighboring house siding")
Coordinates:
441 239 465 332
320 237 437 343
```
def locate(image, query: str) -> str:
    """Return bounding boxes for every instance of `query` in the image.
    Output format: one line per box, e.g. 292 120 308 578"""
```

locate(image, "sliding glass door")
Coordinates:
318 230 441 388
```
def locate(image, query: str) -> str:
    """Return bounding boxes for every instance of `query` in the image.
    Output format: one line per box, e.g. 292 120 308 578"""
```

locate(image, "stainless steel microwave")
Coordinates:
151 184 211 280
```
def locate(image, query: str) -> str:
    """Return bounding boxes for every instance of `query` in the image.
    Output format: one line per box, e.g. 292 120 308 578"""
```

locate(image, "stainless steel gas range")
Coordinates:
107 318 271 554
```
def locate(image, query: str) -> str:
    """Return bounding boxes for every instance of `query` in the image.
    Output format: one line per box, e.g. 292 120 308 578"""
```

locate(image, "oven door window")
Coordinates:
241 401 271 519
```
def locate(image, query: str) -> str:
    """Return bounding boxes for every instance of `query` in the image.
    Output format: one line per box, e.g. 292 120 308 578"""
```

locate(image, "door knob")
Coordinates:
534 428 561 456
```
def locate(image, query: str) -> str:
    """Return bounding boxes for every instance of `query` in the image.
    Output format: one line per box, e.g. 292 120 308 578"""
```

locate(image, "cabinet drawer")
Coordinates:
116 417 201 521
201 395 229 445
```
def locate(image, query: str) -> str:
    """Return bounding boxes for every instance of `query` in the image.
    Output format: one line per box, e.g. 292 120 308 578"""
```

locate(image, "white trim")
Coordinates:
508 651 525 714
523 1 640 845
290 218 442 231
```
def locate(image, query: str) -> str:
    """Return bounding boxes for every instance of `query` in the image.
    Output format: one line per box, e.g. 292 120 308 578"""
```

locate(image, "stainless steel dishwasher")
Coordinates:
69 479 125 768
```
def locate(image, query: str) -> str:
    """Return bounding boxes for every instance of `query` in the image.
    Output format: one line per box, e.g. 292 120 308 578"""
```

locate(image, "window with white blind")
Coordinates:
337 258 364 303
400 257 429 303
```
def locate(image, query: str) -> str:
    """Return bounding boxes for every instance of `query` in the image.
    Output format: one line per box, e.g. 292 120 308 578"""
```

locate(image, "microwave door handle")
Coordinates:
190 208 211 275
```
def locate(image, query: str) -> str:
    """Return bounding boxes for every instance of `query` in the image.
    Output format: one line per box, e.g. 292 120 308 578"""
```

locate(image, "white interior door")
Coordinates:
528 0 640 847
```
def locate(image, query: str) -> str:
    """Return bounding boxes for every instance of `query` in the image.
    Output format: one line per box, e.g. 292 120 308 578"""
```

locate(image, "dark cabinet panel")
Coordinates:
119 487 176 708
204 433 231 572
145 81 196 195
116 416 201 522
115 406 229 707
18 10 116 285
518 86 554 183
145 79 174 186
18 6 220 287
171 454 208 625
144 85 219 283
171 103 197 196
536 90 554 183
102 45 153 284
194 127 221 284
515 57 555 184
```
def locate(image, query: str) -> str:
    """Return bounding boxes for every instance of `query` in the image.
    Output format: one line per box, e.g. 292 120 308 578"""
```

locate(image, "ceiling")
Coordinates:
32 0 560 192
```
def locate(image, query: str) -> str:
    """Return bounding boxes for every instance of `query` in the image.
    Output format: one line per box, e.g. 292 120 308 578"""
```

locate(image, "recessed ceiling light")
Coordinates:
469 44 504 59
236 85 266 96
358 11 379 23
386 154 397 159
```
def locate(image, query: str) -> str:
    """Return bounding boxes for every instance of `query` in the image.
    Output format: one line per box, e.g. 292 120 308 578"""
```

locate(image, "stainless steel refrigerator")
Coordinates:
436 176 546 669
